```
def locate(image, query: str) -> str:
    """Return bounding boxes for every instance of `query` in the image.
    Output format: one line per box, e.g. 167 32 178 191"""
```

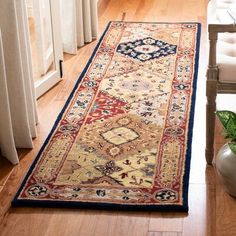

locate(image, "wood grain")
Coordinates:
148 232 182 236
149 213 183 232
182 184 216 236
1 0 235 236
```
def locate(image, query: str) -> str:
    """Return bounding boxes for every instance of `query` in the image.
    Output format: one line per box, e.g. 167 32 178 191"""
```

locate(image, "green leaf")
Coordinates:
227 118 236 139
229 142 236 155
216 110 236 139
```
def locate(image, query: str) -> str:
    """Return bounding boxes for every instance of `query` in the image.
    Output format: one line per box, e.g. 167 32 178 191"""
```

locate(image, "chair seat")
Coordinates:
208 0 236 83
208 0 235 24
218 56 236 83
217 40 236 83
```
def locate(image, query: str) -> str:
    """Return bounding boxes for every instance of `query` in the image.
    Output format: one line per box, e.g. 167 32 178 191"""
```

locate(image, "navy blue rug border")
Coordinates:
12 21 201 212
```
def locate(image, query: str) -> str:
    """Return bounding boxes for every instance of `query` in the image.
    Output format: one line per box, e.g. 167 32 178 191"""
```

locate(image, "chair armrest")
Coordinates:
208 24 236 34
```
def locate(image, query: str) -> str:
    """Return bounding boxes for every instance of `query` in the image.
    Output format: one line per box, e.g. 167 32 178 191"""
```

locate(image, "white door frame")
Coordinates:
34 0 63 98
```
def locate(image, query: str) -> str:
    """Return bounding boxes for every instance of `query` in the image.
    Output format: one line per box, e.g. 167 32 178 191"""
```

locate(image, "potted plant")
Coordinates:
216 110 236 196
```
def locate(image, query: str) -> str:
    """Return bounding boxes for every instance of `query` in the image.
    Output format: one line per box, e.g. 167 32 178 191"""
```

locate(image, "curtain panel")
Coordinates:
0 0 38 164
60 0 98 54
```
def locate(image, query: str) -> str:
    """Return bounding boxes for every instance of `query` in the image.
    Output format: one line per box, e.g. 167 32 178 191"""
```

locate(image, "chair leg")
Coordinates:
206 30 218 164
205 79 217 165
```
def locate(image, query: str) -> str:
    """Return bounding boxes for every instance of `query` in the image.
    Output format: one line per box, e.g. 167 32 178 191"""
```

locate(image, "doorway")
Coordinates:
26 0 63 98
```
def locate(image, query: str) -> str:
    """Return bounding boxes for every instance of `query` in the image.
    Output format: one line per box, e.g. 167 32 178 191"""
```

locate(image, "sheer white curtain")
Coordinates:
60 0 98 54
0 0 38 164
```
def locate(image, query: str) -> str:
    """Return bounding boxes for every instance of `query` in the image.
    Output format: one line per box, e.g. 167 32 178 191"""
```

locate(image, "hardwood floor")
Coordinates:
0 0 236 235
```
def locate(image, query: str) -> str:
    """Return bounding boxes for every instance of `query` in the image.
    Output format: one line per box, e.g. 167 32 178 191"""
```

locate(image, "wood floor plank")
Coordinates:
0 208 54 236
149 213 183 232
148 232 182 236
112 211 150 236
148 232 163 236
182 184 215 236
44 209 115 236
216 212 236 236
0 157 14 187
216 173 236 236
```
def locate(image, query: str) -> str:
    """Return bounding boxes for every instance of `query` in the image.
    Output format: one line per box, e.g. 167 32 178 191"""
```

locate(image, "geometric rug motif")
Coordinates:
13 22 201 212
117 37 177 61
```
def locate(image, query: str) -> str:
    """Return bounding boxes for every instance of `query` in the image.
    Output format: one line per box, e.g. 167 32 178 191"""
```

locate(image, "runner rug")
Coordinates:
13 22 201 212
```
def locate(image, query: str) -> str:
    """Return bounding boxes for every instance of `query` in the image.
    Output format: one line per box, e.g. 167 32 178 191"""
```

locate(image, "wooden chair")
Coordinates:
206 0 236 164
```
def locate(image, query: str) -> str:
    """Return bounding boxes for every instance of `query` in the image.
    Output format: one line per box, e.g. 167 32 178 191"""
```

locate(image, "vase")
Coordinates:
216 143 236 197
